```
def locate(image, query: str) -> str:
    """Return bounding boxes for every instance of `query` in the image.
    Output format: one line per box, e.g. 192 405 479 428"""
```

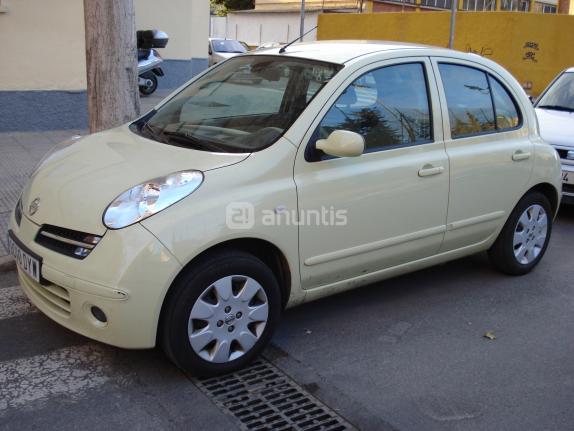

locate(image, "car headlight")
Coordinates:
103 170 204 229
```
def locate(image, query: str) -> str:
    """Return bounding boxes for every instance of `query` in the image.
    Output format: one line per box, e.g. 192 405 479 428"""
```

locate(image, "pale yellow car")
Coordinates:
8 41 562 376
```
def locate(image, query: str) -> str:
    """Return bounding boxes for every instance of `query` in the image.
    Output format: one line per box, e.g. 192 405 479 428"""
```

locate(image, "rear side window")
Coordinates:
490 77 520 130
439 63 521 139
311 62 432 158
439 64 495 138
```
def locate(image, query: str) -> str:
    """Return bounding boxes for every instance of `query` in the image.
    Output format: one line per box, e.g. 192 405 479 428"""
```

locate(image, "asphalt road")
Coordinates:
1 205 573 431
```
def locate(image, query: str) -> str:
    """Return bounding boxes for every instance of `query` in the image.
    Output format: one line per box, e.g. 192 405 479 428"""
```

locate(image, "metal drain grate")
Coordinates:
194 359 355 431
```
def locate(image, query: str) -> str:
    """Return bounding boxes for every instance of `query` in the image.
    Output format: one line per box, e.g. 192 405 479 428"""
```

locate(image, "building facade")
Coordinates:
370 0 569 14
212 0 364 46
0 0 210 92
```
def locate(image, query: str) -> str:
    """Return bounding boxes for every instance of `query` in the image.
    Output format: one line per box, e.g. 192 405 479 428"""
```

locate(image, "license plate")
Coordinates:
7 230 42 283
563 171 572 184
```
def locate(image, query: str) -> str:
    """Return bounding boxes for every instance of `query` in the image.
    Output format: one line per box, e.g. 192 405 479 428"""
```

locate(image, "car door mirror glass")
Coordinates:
316 130 364 158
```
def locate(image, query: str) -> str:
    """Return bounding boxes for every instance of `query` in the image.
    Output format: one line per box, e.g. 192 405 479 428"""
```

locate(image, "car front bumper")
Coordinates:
8 210 182 349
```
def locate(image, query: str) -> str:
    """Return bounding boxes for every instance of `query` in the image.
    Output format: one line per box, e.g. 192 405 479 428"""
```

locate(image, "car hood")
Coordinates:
213 52 242 61
21 125 249 235
535 107 574 149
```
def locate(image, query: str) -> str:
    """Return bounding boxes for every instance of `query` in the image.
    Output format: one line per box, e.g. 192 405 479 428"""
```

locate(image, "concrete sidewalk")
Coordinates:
0 90 171 260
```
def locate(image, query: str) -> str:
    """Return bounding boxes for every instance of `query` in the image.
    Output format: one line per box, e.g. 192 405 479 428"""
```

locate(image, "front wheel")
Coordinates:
160 250 281 377
488 192 552 275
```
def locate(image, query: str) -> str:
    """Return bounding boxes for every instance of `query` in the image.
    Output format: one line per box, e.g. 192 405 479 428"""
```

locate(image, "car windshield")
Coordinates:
536 72 574 112
212 39 247 54
133 55 342 153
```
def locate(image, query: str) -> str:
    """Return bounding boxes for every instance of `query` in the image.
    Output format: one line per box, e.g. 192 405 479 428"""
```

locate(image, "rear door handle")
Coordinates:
418 164 444 177
512 150 531 161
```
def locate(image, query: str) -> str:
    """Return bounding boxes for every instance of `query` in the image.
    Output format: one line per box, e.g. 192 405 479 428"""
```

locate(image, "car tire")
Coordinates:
139 72 158 96
160 250 281 377
488 191 552 275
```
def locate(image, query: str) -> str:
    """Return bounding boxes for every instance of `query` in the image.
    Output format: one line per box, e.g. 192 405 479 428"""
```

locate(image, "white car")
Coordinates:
208 38 247 66
535 67 574 204
8 41 562 376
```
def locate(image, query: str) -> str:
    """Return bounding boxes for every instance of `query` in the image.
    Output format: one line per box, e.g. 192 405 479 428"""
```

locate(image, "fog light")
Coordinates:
90 306 107 323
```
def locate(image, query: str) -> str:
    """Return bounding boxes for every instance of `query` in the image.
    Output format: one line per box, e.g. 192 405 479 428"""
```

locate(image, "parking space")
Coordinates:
1 206 572 430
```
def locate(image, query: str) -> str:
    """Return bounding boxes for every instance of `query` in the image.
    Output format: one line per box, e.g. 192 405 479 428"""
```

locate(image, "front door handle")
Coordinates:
512 150 531 161
418 164 445 177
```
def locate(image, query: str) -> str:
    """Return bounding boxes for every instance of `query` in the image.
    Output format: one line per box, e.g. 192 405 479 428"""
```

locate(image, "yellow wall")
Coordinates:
317 12 574 96
0 0 208 91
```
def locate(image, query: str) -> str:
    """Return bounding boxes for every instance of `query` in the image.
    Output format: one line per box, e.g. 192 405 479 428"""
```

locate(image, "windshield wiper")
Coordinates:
141 122 169 144
162 130 230 152
538 104 574 112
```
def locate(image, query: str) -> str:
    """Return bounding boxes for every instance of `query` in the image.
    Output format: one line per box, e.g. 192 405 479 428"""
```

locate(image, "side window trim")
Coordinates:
431 57 525 141
305 60 436 162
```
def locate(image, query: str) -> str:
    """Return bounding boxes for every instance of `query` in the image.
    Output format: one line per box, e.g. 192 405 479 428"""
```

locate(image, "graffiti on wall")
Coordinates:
523 41 539 62
465 44 493 56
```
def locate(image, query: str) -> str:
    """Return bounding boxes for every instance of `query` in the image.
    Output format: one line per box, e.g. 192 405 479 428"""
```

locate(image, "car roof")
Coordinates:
565 67 574 73
250 40 448 64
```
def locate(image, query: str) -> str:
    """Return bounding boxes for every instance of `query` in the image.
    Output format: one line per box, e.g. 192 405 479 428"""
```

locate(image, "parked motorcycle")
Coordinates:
137 30 169 96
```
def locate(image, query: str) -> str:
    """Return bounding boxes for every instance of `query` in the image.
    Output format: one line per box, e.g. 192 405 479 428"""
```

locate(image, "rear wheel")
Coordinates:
139 72 158 96
160 250 281 377
488 192 552 275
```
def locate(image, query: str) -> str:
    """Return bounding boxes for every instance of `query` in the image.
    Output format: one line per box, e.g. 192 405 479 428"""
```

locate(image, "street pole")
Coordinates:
448 0 457 49
83 0 140 133
300 0 305 40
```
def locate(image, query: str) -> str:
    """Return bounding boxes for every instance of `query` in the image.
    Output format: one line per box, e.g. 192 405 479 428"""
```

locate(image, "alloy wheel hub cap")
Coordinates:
513 204 548 265
187 275 269 363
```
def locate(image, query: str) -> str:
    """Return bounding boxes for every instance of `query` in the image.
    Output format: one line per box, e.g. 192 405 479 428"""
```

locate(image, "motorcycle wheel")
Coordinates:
139 72 158 96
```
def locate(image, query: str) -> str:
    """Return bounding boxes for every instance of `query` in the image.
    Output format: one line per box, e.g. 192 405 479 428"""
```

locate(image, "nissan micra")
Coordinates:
8 41 562 376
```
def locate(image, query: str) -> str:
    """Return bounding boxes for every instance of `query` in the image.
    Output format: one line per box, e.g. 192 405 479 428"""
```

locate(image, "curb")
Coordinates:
0 255 16 273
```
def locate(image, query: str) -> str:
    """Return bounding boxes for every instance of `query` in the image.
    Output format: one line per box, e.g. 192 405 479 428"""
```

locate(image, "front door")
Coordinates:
294 58 450 291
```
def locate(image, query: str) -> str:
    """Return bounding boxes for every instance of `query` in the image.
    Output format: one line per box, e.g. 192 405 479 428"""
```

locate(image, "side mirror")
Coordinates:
316 130 364 158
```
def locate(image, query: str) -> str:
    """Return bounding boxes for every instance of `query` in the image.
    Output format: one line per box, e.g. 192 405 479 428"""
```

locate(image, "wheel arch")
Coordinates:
157 238 292 343
526 182 560 217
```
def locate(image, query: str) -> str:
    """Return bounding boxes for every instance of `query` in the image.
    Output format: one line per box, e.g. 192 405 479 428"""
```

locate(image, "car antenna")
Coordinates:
279 26 317 54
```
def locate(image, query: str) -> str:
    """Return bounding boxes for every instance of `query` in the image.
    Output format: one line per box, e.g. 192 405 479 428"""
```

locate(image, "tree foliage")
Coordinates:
211 0 254 15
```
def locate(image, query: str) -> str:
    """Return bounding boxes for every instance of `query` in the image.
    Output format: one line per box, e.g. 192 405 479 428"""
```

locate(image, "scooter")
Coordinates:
137 30 169 96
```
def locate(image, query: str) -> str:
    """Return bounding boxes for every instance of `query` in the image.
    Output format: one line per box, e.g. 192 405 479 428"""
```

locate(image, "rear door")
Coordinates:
430 58 534 252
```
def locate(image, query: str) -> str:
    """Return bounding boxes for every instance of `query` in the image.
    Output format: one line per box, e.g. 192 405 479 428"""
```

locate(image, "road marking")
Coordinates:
0 285 36 320
0 344 111 414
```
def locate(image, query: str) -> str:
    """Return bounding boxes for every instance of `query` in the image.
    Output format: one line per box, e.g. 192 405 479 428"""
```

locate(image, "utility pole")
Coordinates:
448 0 457 49
300 0 305 40
83 0 140 133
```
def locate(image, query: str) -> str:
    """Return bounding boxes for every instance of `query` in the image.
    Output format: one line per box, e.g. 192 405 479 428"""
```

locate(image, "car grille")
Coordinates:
556 148 574 161
35 225 102 259
564 183 574 194
20 271 71 317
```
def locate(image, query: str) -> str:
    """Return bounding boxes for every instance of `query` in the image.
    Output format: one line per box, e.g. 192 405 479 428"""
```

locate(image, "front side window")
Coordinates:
133 56 341 153
310 62 432 160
